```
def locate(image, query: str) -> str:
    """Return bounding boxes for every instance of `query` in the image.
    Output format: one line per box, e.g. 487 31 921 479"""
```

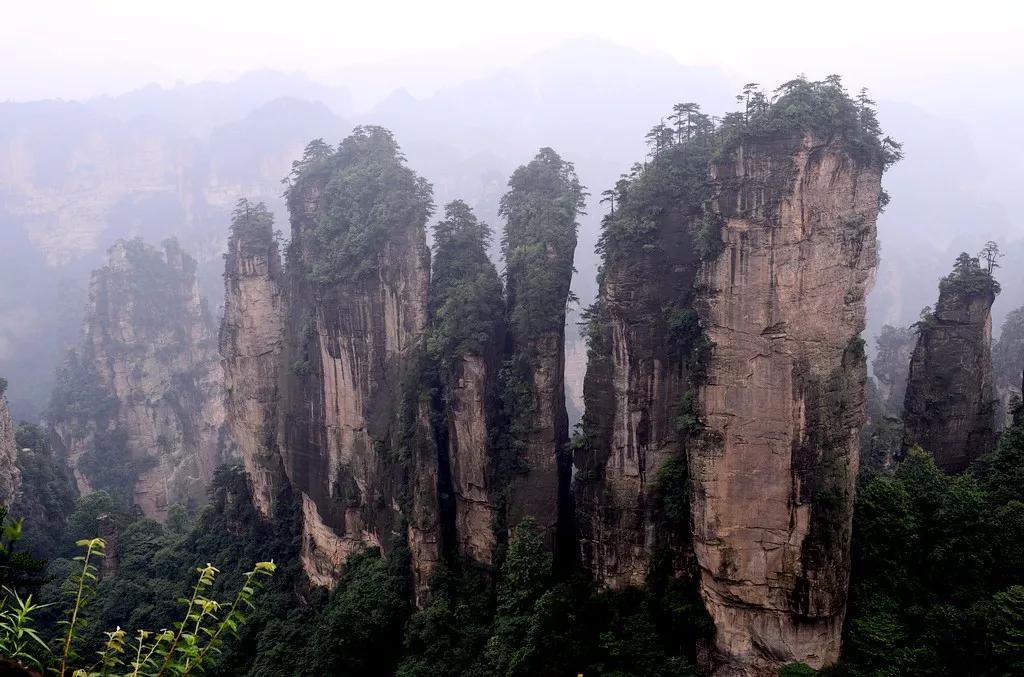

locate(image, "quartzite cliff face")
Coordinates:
50 239 229 518
694 133 881 674
220 201 287 517
902 257 999 472
0 384 23 507
501 149 584 551
222 140 585 592
578 88 889 675
275 131 434 590
425 200 506 569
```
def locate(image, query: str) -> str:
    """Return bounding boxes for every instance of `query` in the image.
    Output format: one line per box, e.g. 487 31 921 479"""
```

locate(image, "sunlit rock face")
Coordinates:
0 388 22 507
903 273 999 472
695 134 881 674
50 239 229 519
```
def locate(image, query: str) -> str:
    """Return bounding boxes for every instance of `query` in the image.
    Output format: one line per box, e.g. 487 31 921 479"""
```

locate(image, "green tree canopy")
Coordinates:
291 126 434 285
500 147 585 343
427 200 504 365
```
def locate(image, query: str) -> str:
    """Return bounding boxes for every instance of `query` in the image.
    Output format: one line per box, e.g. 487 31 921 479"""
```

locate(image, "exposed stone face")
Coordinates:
508 331 571 541
576 208 701 588
0 389 23 507
446 353 500 566
50 239 229 518
501 149 583 550
220 206 286 517
693 134 882 674
278 154 433 593
993 306 1024 430
578 130 882 674
903 275 999 472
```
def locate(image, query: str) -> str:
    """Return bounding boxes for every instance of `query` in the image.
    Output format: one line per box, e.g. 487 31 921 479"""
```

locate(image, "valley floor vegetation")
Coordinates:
1 400 1023 675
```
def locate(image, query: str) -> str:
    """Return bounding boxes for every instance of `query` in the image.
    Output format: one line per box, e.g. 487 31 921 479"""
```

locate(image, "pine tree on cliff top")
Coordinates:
427 200 503 366
291 126 434 286
500 147 585 345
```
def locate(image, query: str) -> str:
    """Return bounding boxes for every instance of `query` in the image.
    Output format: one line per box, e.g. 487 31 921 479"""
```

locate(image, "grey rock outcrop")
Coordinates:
50 239 228 518
902 254 999 472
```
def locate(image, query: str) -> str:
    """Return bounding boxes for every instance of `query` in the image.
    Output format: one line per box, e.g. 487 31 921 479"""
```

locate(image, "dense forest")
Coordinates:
0 76 1021 677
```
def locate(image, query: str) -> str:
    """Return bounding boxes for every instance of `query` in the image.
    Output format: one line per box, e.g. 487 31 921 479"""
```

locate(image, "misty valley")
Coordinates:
1 65 1023 677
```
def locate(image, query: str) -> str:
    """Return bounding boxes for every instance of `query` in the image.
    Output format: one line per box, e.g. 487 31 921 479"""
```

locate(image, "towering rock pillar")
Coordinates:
694 133 882 673
220 200 287 517
426 201 505 568
50 238 228 518
993 306 1024 429
902 254 999 471
577 81 892 675
277 130 433 588
0 381 23 507
500 148 584 546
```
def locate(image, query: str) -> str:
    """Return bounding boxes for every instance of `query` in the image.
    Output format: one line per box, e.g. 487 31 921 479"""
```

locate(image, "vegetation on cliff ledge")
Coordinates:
598 75 900 263
426 200 504 366
286 127 434 286
501 147 585 345
938 247 1002 299
226 198 277 268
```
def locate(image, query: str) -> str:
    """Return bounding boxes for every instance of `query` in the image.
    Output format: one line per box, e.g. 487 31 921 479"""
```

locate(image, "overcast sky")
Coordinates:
3 0 1022 112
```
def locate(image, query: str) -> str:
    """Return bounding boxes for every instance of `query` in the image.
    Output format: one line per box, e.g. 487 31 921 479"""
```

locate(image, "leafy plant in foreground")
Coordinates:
0 535 275 676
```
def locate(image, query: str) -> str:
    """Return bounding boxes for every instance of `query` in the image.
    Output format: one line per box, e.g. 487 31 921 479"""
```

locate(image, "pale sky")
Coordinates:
3 0 1022 110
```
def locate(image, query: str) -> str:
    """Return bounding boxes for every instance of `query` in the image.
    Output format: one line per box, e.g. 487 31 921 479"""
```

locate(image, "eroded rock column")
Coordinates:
693 134 882 674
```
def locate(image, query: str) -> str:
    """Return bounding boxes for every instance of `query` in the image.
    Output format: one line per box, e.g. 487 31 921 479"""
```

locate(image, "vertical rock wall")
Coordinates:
576 208 702 588
693 134 882 673
276 133 434 591
0 386 22 507
444 353 500 565
220 202 287 517
51 239 228 518
501 148 583 549
578 123 885 674
418 200 507 571
902 264 999 472
993 306 1024 429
